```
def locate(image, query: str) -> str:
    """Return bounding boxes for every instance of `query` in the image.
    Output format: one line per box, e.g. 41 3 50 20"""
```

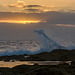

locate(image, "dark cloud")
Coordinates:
7 2 42 8
24 9 44 13
7 3 47 13
8 4 42 8
26 5 42 7
7 1 53 13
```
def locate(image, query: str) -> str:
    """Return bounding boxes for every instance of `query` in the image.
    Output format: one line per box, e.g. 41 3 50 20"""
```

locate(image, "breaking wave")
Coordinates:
0 30 75 56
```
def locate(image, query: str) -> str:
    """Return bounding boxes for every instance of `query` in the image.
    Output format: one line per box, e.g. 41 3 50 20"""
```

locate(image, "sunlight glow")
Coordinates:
56 24 75 27
0 20 41 24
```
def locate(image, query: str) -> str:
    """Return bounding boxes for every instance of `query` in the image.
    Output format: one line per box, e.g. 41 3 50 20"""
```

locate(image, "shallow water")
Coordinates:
0 61 71 68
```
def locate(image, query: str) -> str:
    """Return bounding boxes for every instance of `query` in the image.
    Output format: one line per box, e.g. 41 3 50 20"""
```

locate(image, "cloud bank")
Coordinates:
0 11 75 24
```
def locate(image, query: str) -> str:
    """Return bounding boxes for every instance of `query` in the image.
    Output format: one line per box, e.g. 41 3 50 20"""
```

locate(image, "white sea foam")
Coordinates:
0 40 75 56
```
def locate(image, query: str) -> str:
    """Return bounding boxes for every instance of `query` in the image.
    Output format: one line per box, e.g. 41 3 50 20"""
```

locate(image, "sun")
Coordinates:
0 20 41 24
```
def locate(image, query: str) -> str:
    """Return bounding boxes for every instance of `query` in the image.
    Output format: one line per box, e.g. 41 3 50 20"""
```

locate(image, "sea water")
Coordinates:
0 40 40 56
0 40 75 56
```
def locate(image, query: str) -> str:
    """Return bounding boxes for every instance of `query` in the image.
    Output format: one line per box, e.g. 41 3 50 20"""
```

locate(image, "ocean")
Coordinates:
0 40 40 56
0 40 75 56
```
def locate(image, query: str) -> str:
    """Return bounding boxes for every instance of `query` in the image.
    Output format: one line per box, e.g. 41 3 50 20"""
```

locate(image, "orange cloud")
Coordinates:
8 0 25 8
56 24 75 27
7 1 56 13
0 20 41 24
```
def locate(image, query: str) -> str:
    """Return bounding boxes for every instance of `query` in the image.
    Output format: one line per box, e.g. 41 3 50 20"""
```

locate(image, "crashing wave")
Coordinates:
0 29 75 56
34 29 65 52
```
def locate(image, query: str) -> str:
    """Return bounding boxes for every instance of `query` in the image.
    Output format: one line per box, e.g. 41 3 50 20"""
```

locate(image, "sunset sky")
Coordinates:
0 0 75 45
0 0 75 12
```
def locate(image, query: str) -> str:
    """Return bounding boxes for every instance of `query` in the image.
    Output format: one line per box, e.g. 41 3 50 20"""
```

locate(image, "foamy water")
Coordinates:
0 40 40 55
0 40 75 56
